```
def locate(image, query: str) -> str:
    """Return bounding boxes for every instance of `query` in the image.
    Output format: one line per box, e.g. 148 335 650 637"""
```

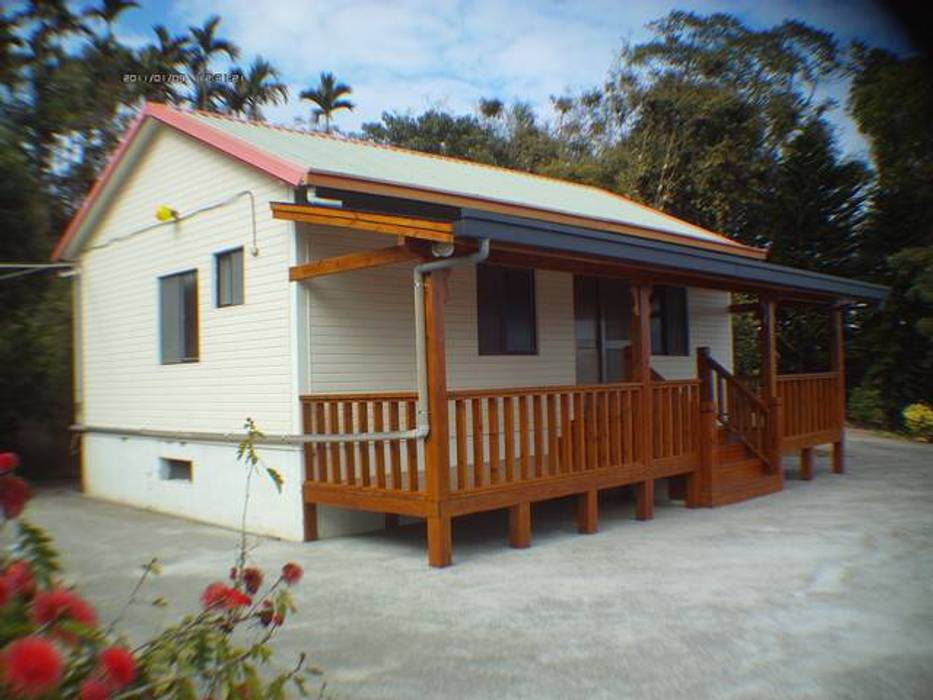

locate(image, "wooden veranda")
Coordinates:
275 201 854 567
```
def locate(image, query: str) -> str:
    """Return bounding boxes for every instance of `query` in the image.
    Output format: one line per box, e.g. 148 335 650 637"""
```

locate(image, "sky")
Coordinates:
105 0 916 159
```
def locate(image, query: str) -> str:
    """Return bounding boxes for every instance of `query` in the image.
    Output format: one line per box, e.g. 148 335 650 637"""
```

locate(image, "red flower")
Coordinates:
0 475 30 519
98 646 136 689
281 563 303 586
0 452 20 474
242 567 263 595
31 588 98 629
0 576 10 608
4 561 35 599
0 636 64 698
79 678 111 700
201 583 251 610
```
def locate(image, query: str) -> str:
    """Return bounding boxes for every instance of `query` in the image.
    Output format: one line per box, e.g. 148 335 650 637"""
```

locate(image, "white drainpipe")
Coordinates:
73 238 491 446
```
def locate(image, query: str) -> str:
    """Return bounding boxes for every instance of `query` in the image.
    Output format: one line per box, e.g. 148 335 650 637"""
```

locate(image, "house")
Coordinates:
53 102 887 567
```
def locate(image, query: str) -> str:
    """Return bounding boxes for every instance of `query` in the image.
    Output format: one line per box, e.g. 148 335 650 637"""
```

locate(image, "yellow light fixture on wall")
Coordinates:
155 205 179 222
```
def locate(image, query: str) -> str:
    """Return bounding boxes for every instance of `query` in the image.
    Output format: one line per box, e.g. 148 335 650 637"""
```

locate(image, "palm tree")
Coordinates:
137 24 190 104
186 15 240 111
300 72 353 133
85 0 139 37
222 57 288 120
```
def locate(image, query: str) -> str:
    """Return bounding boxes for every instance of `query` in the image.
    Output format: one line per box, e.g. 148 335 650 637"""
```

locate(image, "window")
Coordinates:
476 263 537 355
215 248 244 307
650 286 688 356
159 458 192 482
159 270 199 364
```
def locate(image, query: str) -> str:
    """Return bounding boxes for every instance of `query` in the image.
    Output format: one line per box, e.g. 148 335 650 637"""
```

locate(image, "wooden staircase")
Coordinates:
704 429 782 506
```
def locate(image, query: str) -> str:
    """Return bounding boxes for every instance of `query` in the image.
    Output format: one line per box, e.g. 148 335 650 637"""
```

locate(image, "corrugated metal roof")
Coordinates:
186 110 750 250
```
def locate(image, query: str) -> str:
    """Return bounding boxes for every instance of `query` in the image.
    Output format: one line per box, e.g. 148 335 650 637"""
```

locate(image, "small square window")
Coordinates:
160 458 192 482
216 248 244 307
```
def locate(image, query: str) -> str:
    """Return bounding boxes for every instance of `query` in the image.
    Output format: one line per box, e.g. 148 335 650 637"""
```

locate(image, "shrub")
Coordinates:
0 420 320 699
848 384 887 428
903 402 933 441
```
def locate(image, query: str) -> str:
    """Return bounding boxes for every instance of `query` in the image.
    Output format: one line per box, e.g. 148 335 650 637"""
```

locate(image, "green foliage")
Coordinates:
12 519 62 587
902 403 933 441
848 385 887 428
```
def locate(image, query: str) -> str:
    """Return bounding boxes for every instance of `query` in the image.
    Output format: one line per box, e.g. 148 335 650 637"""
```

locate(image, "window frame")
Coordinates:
159 457 193 482
650 286 689 357
215 247 244 308
159 269 200 365
476 263 538 356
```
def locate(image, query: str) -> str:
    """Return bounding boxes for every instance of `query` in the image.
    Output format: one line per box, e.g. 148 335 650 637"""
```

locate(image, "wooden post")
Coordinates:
800 447 814 481
693 347 716 507
509 502 532 548
631 284 654 520
577 490 598 533
759 298 784 482
303 503 318 541
830 307 846 474
424 270 453 567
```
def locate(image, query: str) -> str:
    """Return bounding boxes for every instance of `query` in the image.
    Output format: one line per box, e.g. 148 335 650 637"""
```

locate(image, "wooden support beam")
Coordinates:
288 241 429 281
830 307 846 474
424 270 452 567
759 299 784 481
576 490 598 534
303 503 318 541
800 447 814 481
271 201 454 243
509 502 532 548
635 479 655 521
630 284 655 520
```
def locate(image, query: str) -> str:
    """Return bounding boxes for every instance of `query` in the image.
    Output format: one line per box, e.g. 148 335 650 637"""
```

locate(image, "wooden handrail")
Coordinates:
697 347 774 471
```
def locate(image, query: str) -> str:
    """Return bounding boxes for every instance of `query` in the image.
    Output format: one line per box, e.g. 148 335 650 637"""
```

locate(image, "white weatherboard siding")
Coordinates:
78 125 308 540
298 223 733 394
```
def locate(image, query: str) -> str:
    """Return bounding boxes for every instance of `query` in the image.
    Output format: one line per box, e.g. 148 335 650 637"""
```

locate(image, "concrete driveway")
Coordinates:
26 430 933 699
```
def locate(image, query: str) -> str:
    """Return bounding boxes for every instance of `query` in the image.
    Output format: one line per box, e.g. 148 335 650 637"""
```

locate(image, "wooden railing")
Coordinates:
651 380 700 462
697 348 772 469
447 383 643 493
300 392 422 491
777 373 841 439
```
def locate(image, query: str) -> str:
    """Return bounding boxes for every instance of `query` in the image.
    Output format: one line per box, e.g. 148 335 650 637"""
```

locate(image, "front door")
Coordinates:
574 276 631 384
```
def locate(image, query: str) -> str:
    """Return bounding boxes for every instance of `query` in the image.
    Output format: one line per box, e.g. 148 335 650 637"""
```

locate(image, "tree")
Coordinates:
186 14 240 111
136 25 190 104
300 71 353 132
84 0 139 38
846 47 933 424
222 57 288 120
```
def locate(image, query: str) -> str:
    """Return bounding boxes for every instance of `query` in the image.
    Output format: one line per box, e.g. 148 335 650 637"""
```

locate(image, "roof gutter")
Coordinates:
456 209 888 303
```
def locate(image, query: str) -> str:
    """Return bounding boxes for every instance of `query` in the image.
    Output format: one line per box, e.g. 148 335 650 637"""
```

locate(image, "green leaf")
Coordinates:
266 467 284 493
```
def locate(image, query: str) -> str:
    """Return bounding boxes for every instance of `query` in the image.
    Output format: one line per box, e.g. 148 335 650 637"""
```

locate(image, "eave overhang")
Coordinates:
455 209 888 304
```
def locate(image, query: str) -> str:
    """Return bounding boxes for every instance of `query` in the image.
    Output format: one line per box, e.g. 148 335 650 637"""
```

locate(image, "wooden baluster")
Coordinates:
313 403 326 482
533 394 544 477
455 399 467 490
609 390 621 467
373 401 386 489
623 390 634 465
504 396 515 482
573 393 585 471
343 402 356 486
472 398 485 487
599 392 610 467
357 402 370 487
388 401 402 490
547 394 558 475
560 393 571 473
587 393 598 469
519 395 530 480
488 397 500 485
406 400 418 491
301 401 313 482
328 402 341 483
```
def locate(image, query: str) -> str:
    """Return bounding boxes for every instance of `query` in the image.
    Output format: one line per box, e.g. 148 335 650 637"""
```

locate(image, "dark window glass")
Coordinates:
650 286 688 356
216 248 244 307
477 264 537 355
160 270 199 364
160 458 192 481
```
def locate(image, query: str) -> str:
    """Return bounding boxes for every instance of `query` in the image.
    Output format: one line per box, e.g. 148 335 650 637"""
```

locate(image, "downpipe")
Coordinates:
72 238 491 446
